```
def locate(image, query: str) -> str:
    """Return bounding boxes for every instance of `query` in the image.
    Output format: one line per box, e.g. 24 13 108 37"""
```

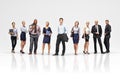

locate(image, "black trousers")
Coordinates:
104 36 110 52
55 34 66 55
93 37 103 53
11 36 17 50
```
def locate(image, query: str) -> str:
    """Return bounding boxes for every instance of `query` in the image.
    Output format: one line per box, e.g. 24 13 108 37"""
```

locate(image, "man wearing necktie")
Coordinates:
29 19 41 55
91 20 104 54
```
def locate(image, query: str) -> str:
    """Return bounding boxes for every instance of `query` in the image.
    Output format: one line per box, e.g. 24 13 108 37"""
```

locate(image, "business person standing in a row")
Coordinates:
91 20 104 54
9 22 18 53
42 21 52 55
71 21 80 55
104 20 111 53
53 18 67 56
29 19 41 55
20 21 27 54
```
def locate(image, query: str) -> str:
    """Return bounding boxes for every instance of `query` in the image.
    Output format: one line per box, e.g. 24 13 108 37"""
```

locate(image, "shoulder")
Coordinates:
92 25 95 28
98 25 101 27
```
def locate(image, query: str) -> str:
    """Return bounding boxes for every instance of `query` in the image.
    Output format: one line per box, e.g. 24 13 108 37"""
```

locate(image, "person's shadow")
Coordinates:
41 55 51 71
29 55 38 72
93 54 110 72
55 56 66 72
11 54 17 70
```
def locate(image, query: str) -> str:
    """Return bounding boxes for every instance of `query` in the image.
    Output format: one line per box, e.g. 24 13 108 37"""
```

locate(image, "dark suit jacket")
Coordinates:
91 25 102 38
105 24 111 38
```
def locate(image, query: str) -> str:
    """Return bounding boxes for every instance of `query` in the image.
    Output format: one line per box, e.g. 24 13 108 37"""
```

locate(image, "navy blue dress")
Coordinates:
73 34 79 44
20 32 26 41
43 27 52 44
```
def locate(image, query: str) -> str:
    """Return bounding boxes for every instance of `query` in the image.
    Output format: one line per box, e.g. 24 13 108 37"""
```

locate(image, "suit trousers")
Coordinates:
93 37 103 53
55 34 66 55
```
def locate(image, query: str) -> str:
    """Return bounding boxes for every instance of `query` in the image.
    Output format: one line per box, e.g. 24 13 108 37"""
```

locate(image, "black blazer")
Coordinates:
91 25 102 38
105 24 111 38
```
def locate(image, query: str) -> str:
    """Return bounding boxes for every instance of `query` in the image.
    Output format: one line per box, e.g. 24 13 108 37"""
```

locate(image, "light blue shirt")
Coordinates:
58 24 67 34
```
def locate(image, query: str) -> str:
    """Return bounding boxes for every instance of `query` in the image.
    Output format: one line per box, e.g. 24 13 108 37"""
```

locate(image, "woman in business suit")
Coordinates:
20 21 27 54
71 21 80 55
83 21 90 54
9 22 18 53
42 21 52 55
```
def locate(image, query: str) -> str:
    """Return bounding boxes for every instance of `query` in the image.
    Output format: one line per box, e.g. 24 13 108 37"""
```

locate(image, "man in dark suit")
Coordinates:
91 20 104 54
104 20 111 53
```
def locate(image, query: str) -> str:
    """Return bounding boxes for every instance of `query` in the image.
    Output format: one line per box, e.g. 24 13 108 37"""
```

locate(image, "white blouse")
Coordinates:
12 28 18 36
20 26 27 33
85 27 90 34
72 26 80 34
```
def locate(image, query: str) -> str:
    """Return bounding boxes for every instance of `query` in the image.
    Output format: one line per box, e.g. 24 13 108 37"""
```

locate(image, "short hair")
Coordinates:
59 18 64 21
12 22 15 25
105 20 109 22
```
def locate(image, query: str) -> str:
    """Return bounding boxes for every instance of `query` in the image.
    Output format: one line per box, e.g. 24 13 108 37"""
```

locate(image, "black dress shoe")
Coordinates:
53 54 58 56
29 53 32 55
61 54 64 56
83 51 86 54
34 52 37 55
105 51 110 53
20 50 25 54
94 52 97 54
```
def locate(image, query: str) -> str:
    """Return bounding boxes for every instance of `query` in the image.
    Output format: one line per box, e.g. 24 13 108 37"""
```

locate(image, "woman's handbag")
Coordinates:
70 27 74 37
82 34 85 39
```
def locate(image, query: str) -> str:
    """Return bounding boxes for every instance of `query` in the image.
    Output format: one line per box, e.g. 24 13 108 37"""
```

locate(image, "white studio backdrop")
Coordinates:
0 0 120 54
0 0 120 80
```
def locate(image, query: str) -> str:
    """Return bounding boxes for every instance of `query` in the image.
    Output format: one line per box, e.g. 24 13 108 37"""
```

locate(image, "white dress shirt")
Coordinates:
58 24 67 34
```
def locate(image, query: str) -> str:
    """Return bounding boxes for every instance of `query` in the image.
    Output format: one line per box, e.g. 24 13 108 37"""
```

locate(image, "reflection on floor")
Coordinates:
0 52 115 72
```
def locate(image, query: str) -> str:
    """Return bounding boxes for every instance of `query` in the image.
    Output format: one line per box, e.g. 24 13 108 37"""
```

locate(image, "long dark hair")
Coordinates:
32 23 37 33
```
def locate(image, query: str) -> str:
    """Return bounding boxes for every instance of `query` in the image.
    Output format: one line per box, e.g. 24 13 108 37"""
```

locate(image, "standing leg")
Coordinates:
106 37 110 52
76 44 78 55
42 43 45 55
29 37 34 54
86 42 89 54
93 37 97 53
55 35 61 55
34 37 38 54
13 37 17 52
98 37 103 53
104 36 107 51
62 39 65 56
48 43 50 55
11 36 14 51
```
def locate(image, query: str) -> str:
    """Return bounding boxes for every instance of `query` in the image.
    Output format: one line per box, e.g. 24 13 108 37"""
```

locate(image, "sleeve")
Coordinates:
16 29 18 36
64 26 68 34
38 26 41 35
71 27 73 33
78 27 81 38
43 27 46 34
91 26 96 34
49 27 52 33
29 25 33 32
100 25 102 36
106 25 111 34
